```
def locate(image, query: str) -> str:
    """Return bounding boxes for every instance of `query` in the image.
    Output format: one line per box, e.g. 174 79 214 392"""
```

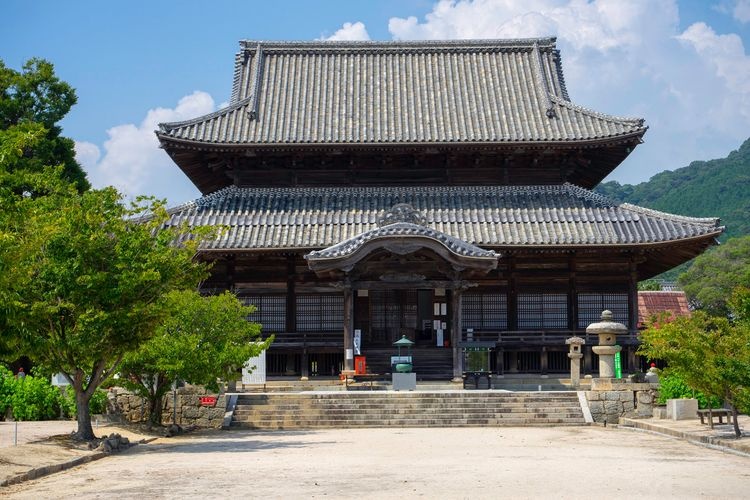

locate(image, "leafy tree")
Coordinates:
678 236 750 316
117 290 271 427
0 58 89 192
5 187 210 440
638 280 662 291
639 305 750 437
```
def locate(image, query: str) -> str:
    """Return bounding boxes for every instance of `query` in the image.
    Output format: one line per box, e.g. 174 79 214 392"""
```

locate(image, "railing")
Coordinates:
264 331 343 347
462 330 640 346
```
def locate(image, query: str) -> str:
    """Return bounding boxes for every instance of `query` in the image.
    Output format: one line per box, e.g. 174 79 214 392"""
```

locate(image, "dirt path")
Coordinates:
4 426 750 499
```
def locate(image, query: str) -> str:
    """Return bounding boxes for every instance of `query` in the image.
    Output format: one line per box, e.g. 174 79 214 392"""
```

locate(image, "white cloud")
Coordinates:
75 91 214 204
386 0 750 184
321 21 371 41
734 0 750 22
677 22 750 114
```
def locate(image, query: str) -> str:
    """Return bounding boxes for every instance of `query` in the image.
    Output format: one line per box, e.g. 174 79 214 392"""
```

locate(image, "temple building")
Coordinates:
156 38 722 380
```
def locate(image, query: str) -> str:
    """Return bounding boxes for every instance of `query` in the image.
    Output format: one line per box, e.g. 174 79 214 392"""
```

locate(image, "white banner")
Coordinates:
242 349 267 385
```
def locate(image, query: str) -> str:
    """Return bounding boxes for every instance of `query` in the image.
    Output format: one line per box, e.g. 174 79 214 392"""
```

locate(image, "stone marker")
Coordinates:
666 398 699 420
566 336 585 387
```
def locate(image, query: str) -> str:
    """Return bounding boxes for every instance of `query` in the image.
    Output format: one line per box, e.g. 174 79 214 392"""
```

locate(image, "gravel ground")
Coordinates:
4 425 750 499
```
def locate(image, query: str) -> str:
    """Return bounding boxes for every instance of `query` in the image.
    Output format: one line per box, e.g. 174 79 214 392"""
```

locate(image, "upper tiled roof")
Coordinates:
166 184 722 251
157 39 645 147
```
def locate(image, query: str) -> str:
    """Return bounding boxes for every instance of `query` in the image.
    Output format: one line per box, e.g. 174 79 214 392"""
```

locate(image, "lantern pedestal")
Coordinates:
392 372 417 391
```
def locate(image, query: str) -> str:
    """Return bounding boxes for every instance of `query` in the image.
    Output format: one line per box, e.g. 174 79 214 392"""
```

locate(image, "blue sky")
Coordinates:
2 0 749 205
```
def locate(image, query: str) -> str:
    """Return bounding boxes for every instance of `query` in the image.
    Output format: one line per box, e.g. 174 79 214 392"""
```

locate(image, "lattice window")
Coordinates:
296 294 344 332
462 292 508 330
577 293 629 328
239 295 286 333
517 293 568 329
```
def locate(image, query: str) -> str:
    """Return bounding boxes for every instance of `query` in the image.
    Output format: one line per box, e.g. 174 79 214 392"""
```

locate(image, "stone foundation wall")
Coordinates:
108 386 227 429
585 379 659 424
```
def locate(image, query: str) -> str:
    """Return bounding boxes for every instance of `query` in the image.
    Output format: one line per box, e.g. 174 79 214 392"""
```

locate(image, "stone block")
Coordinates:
182 406 199 419
604 391 621 401
588 401 604 416
636 403 653 418
622 401 635 412
652 406 667 419
604 401 622 415
619 391 633 402
637 391 654 404
586 391 600 401
666 398 698 420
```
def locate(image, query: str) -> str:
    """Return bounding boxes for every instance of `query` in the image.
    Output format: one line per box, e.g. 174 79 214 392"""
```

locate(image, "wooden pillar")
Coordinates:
496 348 505 376
226 255 236 293
540 347 548 375
285 255 296 335
301 349 309 380
628 257 639 332
451 288 463 381
567 253 577 331
507 254 518 331
343 286 354 372
583 345 593 375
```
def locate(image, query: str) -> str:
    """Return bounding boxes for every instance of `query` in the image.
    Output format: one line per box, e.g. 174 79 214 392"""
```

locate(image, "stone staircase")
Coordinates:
229 391 586 429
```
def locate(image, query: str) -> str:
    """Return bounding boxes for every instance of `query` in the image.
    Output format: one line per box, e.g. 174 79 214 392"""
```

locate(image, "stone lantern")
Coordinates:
565 336 585 387
586 310 627 378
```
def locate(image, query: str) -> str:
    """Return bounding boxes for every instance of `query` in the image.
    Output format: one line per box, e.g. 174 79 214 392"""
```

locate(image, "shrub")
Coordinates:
10 375 62 421
657 372 722 409
0 367 15 417
61 386 109 417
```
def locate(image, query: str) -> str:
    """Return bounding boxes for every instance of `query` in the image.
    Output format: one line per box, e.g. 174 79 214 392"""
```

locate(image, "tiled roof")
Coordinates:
306 222 498 260
166 184 722 251
637 291 691 328
157 39 645 146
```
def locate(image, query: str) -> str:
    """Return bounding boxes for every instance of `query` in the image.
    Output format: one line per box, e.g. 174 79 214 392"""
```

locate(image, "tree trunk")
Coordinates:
74 390 95 441
148 393 164 428
731 404 741 438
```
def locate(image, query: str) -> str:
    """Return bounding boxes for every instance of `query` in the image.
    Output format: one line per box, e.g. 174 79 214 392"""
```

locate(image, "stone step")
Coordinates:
230 419 586 429
229 391 585 429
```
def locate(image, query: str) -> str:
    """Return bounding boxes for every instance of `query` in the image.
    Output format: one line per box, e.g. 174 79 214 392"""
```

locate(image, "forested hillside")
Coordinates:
596 138 750 241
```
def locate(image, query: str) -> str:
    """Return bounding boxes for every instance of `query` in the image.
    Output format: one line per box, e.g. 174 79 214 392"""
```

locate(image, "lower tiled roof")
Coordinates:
166 184 722 251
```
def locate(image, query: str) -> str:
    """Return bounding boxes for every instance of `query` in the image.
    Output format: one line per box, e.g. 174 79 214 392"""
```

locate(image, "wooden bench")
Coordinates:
340 370 381 390
697 409 734 428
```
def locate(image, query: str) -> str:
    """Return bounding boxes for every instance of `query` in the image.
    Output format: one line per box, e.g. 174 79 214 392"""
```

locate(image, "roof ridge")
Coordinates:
238 38 558 51
620 202 723 227
549 95 645 126
158 96 253 132
194 184 589 198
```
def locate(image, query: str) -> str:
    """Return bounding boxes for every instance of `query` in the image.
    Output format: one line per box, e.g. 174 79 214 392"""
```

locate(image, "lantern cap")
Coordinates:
393 335 415 347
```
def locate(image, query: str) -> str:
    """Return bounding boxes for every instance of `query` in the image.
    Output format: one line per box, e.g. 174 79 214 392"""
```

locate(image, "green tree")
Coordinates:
0 58 89 192
678 236 750 316
639 305 750 437
638 280 662 291
117 290 271 426
6 188 209 440
0 135 75 363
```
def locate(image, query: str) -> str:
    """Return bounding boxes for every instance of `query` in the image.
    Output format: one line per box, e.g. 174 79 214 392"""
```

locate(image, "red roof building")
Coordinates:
637 291 691 329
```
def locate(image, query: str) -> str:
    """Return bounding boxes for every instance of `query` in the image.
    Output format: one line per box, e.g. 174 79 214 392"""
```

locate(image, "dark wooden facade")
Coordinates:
197 247 649 378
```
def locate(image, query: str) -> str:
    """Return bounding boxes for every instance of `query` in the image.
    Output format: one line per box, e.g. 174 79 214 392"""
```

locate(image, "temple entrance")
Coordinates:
359 289 448 348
